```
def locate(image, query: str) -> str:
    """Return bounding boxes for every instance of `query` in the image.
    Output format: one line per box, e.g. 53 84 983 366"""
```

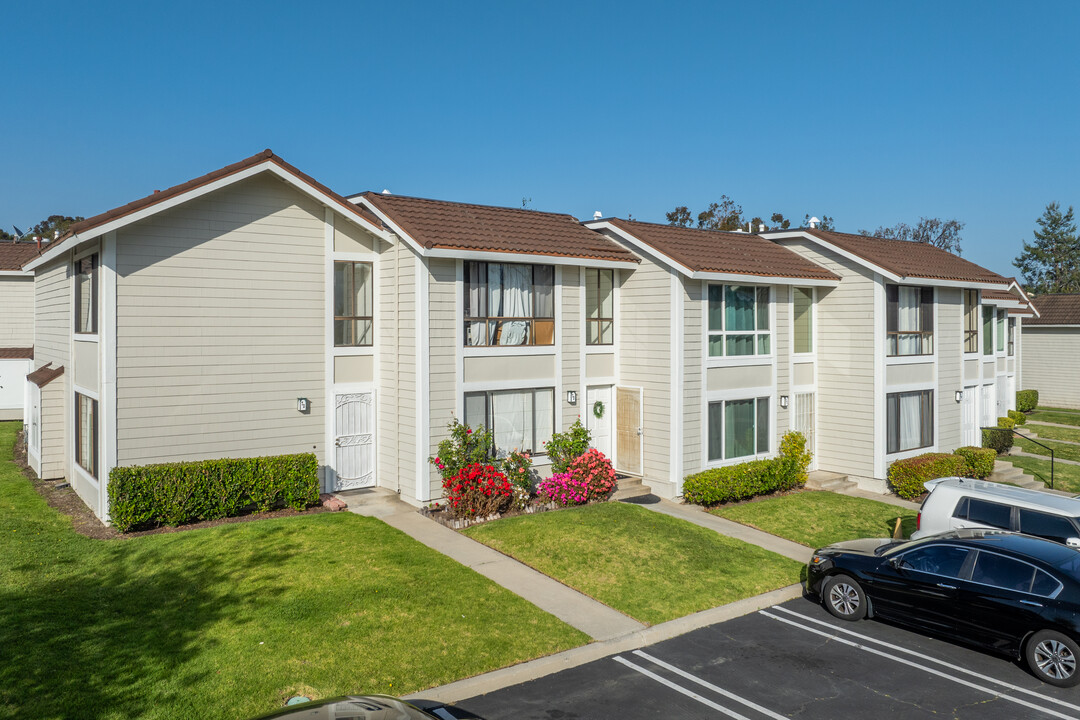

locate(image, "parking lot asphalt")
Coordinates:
457 596 1080 719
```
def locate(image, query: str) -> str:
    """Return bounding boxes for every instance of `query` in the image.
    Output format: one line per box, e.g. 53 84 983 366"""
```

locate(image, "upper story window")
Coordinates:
982 306 995 356
585 268 614 346
963 289 979 353
793 287 813 354
1008 317 1016 356
75 253 98 334
464 262 554 347
334 261 373 347
996 309 1007 353
886 285 933 357
708 285 770 358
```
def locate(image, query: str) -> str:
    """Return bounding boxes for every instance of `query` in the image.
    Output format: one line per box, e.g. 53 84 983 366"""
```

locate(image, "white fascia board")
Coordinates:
24 162 390 272
423 247 638 269
983 297 1024 309
689 270 839 287
767 232 905 282
1007 279 1033 304
1022 323 1079 328
0 270 32 277
584 221 694 277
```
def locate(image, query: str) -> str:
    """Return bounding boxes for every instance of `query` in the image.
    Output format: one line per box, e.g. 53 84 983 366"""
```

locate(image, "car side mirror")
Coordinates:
888 557 902 569
1067 538 1080 549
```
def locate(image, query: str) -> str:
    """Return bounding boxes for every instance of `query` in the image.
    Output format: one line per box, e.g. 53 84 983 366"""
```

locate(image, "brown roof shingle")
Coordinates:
361 193 638 264
27 363 63 388
799 229 1008 285
604 219 839 281
0 347 33 359
0 242 41 271
1027 295 1080 325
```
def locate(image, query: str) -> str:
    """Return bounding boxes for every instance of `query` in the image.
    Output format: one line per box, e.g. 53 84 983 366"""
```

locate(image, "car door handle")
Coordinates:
1020 600 1043 607
936 583 957 590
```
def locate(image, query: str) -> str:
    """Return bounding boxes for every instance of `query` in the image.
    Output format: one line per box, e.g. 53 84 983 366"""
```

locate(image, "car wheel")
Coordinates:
823 574 867 621
1026 631 1080 687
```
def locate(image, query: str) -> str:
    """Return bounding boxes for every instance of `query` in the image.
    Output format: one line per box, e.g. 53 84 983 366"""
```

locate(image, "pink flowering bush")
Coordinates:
569 448 618 501
538 472 590 507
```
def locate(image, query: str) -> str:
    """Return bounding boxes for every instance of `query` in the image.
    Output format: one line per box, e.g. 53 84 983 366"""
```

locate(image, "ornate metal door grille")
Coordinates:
334 392 375 490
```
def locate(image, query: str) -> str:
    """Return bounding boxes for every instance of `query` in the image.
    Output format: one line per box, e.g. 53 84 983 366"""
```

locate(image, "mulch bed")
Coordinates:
11 430 331 540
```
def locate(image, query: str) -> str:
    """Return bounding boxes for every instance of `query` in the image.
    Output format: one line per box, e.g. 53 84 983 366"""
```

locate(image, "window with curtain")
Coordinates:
886 285 933 356
996 309 1006 352
963 289 979 353
75 392 98 478
706 397 770 461
585 268 614 345
982 305 995 355
464 262 554 347
793 287 813 354
75 253 98 334
707 284 770 357
886 389 934 454
463 388 554 455
334 261 373 346
1008 318 1016 356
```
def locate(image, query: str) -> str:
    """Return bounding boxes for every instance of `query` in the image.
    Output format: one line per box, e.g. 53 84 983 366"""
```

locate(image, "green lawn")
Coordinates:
1017 436 1080 463
463 502 801 626
0 422 587 720
1002 455 1080 494
1025 423 1080 445
712 492 917 548
1029 410 1080 427
1032 406 1080 415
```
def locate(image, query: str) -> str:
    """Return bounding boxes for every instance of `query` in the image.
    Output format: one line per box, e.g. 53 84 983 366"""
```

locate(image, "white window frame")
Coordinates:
463 386 556 457
885 386 936 459
584 266 615 348
962 289 980 356
705 283 774 366
702 387 774 467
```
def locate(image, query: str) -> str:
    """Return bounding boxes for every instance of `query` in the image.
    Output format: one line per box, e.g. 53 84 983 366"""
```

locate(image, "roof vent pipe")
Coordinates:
759 223 766 233
381 189 392 195
808 216 820 229
593 211 602 220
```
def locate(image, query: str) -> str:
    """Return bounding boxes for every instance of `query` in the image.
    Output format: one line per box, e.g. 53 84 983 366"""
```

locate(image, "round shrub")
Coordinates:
538 472 590 507
1008 409 1028 426
997 416 1017 430
1016 389 1040 413
982 427 1014 455
443 463 513 519
887 453 965 500
954 446 996 478
569 448 617 501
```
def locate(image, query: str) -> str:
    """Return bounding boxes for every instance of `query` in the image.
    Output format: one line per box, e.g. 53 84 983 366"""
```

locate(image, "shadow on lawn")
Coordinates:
0 535 293 719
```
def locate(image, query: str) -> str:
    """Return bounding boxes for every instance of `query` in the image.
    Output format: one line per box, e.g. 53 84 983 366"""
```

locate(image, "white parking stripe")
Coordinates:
612 656 762 720
770 605 1080 714
759 610 1076 720
631 650 788 720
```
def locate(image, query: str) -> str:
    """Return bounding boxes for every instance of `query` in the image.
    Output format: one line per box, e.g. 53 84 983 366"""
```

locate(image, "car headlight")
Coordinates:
809 554 828 566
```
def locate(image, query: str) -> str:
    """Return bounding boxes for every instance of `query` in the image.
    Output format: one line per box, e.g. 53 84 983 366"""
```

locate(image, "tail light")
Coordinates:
916 512 921 531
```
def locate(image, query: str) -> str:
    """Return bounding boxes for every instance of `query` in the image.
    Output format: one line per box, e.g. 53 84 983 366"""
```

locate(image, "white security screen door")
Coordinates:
996 377 1008 419
334 391 375 490
962 385 978 447
981 384 995 428
793 392 816 471
586 385 613 460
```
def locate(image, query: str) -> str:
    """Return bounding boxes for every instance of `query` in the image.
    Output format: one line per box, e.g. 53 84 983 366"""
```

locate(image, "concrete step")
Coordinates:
612 476 653 502
806 470 859 494
988 460 1043 490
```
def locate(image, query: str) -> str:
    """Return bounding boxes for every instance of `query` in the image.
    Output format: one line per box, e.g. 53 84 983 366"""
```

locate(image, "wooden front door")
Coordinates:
616 386 642 475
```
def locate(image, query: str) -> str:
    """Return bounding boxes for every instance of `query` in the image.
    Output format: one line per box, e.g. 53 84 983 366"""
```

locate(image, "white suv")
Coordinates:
911 477 1080 547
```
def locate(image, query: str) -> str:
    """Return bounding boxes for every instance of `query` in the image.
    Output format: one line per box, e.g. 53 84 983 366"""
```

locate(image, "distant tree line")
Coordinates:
1 215 84 243
1014 202 1080 294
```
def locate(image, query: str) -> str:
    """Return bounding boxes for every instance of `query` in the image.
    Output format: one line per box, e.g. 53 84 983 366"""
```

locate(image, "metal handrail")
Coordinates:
983 426 1054 489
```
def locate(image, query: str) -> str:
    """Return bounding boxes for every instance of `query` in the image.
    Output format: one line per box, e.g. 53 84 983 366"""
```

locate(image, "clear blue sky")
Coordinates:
3 1 1078 277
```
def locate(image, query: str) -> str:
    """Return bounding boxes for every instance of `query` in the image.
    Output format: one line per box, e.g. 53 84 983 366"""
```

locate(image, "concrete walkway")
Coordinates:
1011 449 1080 466
1028 419 1080 430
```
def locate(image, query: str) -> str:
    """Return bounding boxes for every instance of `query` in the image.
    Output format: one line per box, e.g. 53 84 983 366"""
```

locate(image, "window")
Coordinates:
75 253 98 334
898 545 970 577
793 287 813 354
75 393 97 478
585 268 614 345
886 389 933 454
463 388 554 455
464 262 554 347
963 289 979 353
707 285 770 357
707 396 770 461
886 285 933 356
971 552 1036 592
1033 570 1063 597
1008 318 1016 356
1019 509 1079 545
953 496 1012 529
996 309 1006 353
334 261 373 347
982 305 994 355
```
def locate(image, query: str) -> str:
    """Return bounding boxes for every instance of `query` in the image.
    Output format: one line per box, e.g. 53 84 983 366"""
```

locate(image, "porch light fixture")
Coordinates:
779 395 789 409
566 390 578 405
955 390 963 403
297 397 311 414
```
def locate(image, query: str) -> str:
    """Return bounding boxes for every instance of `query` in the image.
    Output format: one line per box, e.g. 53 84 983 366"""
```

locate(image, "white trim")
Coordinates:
99 231 117 522
700 389 777 469
690 271 837 287
324 208 336 492
331 250 378 262
873 274 887 480
72 382 100 401
670 270 684 491
554 265 564 431
73 463 100 489
461 377 558 393
73 334 99 344
462 346 556 358
702 281 775 365
416 255 430 502
455 260 465 421
332 346 375 357
1022 324 1080 329
0 270 32 277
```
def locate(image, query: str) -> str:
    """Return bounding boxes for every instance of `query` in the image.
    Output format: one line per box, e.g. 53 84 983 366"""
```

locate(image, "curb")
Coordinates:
404 582 804 704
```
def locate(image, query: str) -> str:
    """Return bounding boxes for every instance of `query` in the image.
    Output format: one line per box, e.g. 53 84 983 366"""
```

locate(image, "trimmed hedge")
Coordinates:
1007 409 1028 426
1017 389 1039 413
997 416 1017 429
887 453 966 500
955 446 996 478
108 453 320 532
982 427 1015 455
682 431 810 506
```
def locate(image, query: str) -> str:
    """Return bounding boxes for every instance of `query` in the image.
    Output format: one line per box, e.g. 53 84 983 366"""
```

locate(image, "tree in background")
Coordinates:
1014 202 1080 294
859 218 964 255
2 215 84 244
666 200 831 232
803 213 835 231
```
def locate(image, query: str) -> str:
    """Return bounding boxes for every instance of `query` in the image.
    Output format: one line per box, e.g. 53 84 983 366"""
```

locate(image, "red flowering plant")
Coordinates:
569 448 618 501
537 472 590 507
501 449 535 510
429 418 495 481
443 463 514 519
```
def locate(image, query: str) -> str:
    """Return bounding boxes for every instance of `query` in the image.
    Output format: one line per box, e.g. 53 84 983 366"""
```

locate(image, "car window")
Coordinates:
952 497 969 519
1032 570 1063 597
1018 508 1079 544
971 551 1036 592
965 498 1012 529
899 545 971 577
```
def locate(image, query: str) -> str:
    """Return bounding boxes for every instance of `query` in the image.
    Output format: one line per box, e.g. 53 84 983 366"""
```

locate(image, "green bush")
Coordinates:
887 453 966 500
430 418 495 481
982 427 1015 455
108 453 319 532
1017 389 1039 413
546 419 592 474
1008 409 1027 426
682 431 810 505
955 446 996 478
997 416 1017 429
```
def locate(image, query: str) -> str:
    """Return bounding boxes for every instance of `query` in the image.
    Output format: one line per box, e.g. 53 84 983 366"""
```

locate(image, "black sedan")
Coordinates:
251 695 482 719
806 528 1080 687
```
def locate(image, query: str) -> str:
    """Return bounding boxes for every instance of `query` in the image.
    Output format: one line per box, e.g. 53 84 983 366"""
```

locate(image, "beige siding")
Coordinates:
781 241 876 478
427 257 456 501
378 238 417 498
34 258 70 370
39 379 66 480
0 276 34 347
775 287 790 441
682 278 702 476
561 266 581 431
937 288 963 450
1022 327 1080 409
114 174 326 466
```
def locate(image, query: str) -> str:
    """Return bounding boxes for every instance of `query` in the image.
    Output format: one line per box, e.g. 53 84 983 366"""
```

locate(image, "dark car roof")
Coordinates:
904 530 1080 572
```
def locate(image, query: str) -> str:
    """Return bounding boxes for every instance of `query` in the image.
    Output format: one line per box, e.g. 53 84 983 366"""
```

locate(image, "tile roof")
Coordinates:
982 289 1021 302
603 219 839 281
0 347 33 359
38 150 382 267
27 363 63 388
799 228 1009 285
1027 294 1080 326
360 192 639 264
0 241 42 271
